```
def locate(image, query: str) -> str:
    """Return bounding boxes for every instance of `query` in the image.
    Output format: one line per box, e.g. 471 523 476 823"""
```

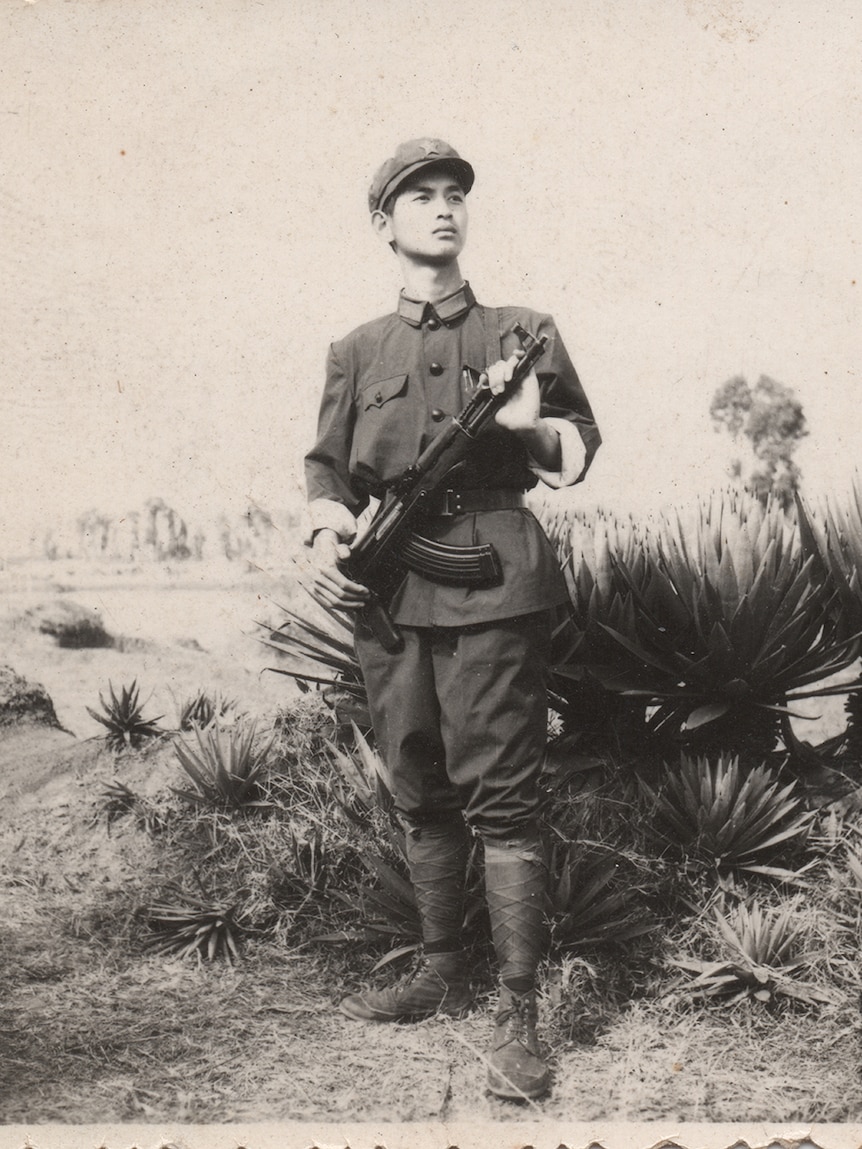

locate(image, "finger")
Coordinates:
330 567 371 599
502 351 524 383
312 575 368 610
320 589 365 610
485 362 507 394
313 560 359 591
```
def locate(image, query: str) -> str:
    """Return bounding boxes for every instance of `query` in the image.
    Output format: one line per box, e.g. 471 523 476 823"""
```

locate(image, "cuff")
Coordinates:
527 417 588 489
302 499 358 546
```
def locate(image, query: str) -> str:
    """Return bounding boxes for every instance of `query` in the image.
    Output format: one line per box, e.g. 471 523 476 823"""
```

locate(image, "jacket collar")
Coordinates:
398 281 476 327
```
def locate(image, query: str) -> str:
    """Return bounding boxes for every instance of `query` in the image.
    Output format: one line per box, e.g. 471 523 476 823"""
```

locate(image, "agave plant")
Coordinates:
547 840 655 950
319 847 423 968
95 778 138 824
93 779 166 836
86 680 164 751
143 879 246 963
259 586 369 733
548 509 654 749
797 482 862 761
269 827 331 913
354 849 422 942
824 841 862 921
172 720 273 810
324 721 394 821
641 753 813 876
797 480 862 636
673 898 833 1005
558 491 859 761
178 690 241 731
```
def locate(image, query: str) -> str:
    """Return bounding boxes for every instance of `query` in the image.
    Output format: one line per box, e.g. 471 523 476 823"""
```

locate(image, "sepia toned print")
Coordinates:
2 1 861 1146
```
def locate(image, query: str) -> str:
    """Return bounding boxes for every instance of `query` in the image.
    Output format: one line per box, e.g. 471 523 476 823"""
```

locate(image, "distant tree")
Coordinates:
710 374 807 509
143 497 190 561
76 508 112 558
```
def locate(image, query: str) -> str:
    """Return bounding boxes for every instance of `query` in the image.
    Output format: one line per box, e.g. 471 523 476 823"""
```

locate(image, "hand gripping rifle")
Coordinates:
343 323 548 652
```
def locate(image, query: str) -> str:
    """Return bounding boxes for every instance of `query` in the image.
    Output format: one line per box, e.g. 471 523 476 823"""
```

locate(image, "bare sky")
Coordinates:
2 0 860 556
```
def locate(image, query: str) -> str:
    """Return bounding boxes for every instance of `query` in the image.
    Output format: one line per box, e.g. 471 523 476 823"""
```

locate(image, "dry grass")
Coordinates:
5 721 862 1125
551 995 862 1121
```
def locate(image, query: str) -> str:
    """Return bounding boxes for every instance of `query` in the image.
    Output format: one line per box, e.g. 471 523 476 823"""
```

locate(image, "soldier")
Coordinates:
305 138 600 1100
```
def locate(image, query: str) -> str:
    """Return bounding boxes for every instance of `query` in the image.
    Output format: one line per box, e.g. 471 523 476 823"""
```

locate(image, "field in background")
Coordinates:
0 559 301 738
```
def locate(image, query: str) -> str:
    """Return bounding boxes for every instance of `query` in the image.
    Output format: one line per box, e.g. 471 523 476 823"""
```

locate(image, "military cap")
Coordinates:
368 138 475 214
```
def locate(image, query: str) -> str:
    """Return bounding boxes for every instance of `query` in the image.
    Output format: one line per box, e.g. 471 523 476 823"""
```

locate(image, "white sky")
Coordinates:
2 0 860 556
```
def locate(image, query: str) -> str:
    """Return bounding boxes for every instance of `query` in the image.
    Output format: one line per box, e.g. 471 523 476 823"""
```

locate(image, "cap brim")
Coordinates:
375 157 474 212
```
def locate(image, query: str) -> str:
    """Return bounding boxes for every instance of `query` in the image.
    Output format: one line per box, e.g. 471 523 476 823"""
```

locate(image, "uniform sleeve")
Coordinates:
303 342 366 543
531 314 602 488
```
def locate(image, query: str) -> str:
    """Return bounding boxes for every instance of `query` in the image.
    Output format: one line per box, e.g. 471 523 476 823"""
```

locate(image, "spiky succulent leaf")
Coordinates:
86 680 164 751
269 827 331 911
325 722 393 816
260 589 364 693
797 479 862 636
551 491 858 754
548 842 654 950
643 753 812 872
178 690 240 731
672 896 835 1004
172 720 273 810
329 850 422 940
143 883 245 963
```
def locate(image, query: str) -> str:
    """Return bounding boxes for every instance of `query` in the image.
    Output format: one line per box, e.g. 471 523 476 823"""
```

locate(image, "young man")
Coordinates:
305 138 600 1100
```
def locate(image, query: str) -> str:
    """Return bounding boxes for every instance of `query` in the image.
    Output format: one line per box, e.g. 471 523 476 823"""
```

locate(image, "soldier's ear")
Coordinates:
371 210 397 253
371 210 392 239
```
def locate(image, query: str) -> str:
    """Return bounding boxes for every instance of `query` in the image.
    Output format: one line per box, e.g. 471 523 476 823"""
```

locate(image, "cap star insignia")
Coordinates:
419 140 441 156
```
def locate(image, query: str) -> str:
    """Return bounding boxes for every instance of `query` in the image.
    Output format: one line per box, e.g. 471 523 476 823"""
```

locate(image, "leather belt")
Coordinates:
431 488 526 517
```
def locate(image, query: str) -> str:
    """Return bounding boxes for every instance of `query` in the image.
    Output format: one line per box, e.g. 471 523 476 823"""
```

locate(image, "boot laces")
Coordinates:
411 962 445 988
398 958 464 998
495 994 533 1048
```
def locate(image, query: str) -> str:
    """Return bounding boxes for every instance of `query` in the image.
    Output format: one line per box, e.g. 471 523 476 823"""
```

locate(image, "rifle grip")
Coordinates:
360 597 404 653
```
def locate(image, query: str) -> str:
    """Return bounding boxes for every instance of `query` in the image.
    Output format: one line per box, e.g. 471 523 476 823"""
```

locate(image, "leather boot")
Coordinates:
483 835 550 1099
339 949 471 1021
340 815 473 1023
487 986 549 1100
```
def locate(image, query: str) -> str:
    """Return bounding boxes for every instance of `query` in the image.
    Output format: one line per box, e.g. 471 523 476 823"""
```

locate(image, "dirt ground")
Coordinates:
3 561 862 1127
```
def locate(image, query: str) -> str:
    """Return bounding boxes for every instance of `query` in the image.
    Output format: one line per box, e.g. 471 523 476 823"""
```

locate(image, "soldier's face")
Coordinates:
382 171 468 264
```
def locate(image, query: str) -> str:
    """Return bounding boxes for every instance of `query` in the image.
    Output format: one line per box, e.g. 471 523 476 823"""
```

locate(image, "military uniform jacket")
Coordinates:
305 283 601 627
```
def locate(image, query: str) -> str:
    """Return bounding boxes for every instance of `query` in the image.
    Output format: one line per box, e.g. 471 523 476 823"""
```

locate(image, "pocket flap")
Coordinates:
361 374 407 409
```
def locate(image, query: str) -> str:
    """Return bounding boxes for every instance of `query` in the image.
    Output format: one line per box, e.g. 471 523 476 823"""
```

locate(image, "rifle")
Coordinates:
344 322 548 651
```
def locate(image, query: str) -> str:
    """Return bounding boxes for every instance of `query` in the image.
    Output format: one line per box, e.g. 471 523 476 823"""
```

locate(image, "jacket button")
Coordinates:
431 408 446 422
429 362 444 376
374 390 383 404
426 317 440 330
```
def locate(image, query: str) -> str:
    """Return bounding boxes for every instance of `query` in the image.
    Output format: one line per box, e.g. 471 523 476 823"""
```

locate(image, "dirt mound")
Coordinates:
0 663 62 729
20 598 113 648
0 665 82 803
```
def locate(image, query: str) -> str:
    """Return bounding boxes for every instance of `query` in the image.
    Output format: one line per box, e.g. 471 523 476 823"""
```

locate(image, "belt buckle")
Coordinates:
440 489 462 516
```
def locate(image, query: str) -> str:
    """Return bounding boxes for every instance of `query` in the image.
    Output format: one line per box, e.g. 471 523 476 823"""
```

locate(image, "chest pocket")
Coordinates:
361 374 407 409
353 373 416 483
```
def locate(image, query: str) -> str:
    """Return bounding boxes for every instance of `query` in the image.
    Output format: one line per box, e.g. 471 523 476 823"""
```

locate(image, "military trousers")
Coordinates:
354 611 552 840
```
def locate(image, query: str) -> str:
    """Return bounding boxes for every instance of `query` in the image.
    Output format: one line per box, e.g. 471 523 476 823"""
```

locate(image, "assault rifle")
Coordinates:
344 323 548 651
